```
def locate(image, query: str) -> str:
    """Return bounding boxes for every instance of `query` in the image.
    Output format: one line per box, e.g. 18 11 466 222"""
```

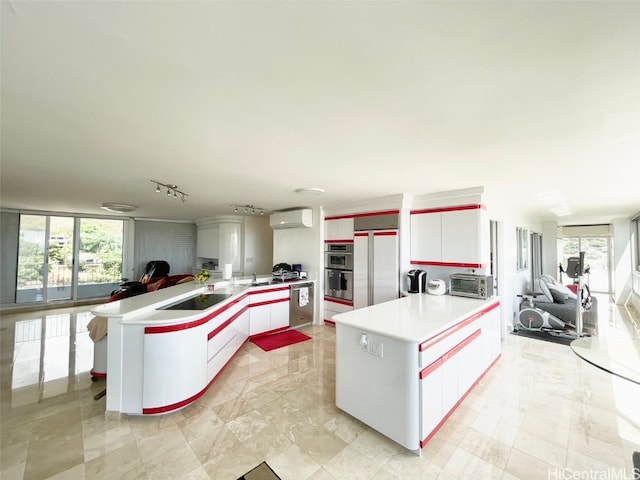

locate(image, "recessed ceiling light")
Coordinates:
294 187 325 195
100 203 137 213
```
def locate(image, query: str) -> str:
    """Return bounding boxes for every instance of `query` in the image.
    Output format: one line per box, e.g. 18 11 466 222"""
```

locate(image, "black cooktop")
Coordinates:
159 293 232 311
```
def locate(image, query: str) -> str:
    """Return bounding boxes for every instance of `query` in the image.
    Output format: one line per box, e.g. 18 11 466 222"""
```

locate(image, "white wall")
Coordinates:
243 215 273 275
542 221 559 279
484 190 539 335
612 217 633 305
272 206 323 324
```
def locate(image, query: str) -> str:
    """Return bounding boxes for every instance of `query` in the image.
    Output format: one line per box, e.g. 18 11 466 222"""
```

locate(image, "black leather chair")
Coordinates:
110 260 170 299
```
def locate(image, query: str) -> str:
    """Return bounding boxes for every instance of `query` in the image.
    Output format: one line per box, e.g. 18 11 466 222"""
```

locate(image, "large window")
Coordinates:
558 225 612 294
16 214 124 303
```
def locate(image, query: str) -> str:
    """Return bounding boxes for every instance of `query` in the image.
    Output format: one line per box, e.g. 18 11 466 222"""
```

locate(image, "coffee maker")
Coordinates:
407 269 427 293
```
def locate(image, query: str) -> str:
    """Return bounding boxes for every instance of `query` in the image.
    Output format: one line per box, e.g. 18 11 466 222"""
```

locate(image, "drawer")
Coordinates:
418 309 486 368
249 286 290 304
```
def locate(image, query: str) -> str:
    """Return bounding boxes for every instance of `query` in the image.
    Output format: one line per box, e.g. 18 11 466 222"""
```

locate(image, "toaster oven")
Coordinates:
449 274 493 299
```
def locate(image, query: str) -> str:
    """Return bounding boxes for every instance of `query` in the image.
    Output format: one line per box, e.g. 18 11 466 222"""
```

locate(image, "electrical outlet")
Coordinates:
369 341 383 358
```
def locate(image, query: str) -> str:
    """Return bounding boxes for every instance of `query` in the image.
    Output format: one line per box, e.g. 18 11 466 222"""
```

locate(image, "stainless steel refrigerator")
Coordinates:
352 214 399 310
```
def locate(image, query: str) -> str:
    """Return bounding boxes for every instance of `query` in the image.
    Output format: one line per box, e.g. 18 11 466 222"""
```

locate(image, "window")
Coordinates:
516 227 528 271
16 214 124 303
530 231 542 284
633 213 640 272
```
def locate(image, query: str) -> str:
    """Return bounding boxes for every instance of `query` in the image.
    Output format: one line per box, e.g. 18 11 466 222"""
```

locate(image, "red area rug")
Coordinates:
251 330 311 351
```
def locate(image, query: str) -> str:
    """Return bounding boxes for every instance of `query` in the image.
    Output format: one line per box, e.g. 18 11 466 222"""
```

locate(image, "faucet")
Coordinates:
253 272 257 282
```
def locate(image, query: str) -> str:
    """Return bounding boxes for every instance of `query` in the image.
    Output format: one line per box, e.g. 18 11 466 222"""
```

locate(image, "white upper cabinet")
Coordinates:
410 210 442 263
196 227 219 259
410 206 489 267
325 217 354 242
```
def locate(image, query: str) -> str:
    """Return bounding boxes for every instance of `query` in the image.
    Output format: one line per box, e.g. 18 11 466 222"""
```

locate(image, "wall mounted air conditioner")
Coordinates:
269 209 313 229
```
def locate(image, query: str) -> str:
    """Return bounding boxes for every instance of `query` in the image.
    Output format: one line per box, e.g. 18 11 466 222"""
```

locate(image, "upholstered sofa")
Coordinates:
530 274 598 328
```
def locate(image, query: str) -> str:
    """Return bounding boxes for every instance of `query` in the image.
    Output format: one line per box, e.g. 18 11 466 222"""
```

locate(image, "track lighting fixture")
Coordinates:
151 180 189 203
230 204 267 216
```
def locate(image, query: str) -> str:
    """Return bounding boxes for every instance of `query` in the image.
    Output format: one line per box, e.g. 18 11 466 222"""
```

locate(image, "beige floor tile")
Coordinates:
322 444 383 480
267 443 321 480
1 300 637 480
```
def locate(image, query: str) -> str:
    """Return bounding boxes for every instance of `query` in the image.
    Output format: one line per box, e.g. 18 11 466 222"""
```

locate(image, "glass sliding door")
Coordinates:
559 236 612 294
16 214 124 303
16 215 47 303
47 216 75 301
77 218 124 299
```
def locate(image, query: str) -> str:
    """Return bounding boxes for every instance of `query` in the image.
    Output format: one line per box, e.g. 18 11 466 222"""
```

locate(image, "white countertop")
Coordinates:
91 276 313 325
332 294 499 344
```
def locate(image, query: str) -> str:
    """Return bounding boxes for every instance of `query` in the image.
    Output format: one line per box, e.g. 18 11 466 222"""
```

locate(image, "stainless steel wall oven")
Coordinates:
324 243 353 301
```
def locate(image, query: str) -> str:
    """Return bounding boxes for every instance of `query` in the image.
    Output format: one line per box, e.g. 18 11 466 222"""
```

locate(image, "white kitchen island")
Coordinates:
92 277 305 416
333 294 501 455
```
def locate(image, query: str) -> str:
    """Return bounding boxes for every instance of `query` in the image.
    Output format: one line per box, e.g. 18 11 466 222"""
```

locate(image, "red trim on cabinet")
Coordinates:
442 329 481 363
324 239 354 244
410 204 486 215
247 286 290 295
374 230 397 236
207 305 249 340
419 300 499 352
324 297 353 306
420 353 501 448
324 319 336 326
250 297 289 308
419 358 442 380
248 325 289 340
352 209 400 218
410 260 487 269
325 214 355 221
142 338 251 415
325 210 400 221
144 294 248 334
354 232 368 237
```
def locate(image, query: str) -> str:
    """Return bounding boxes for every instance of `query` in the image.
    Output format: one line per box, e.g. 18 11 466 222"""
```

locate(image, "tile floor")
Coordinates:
1 298 639 480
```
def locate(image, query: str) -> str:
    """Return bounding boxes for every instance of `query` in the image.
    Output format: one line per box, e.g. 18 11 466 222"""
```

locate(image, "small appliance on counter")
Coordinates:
427 279 447 295
407 269 427 294
449 273 493 299
272 263 301 282
292 263 308 279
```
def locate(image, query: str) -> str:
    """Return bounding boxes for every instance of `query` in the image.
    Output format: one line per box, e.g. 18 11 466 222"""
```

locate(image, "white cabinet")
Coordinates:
418 303 500 447
419 359 443 443
196 218 243 272
325 217 354 242
142 294 249 414
410 212 441 263
410 206 488 267
218 222 241 272
441 209 486 265
323 298 353 324
197 227 219 259
249 286 290 336
250 304 271 335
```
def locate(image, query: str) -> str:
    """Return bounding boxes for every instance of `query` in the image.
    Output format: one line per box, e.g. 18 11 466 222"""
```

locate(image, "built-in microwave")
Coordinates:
449 274 493 299
325 243 353 270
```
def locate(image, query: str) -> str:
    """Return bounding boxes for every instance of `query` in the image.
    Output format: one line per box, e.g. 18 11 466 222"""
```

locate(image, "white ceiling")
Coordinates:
1 1 639 224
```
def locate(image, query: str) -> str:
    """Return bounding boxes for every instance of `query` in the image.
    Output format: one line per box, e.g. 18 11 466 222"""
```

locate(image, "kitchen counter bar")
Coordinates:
333 294 501 455
91 277 313 416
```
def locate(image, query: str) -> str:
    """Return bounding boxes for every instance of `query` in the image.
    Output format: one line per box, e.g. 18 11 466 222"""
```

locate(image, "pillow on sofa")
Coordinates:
538 276 553 302
549 282 577 300
550 289 566 303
